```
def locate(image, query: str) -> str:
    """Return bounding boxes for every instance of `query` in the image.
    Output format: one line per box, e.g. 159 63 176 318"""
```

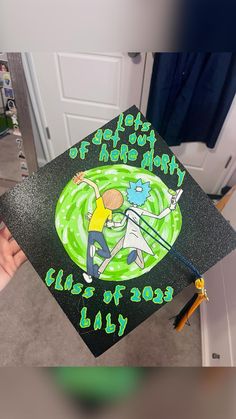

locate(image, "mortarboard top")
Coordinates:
0 105 236 357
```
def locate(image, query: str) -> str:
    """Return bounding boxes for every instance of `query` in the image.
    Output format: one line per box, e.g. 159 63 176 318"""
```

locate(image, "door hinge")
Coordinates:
45 126 51 140
225 155 232 169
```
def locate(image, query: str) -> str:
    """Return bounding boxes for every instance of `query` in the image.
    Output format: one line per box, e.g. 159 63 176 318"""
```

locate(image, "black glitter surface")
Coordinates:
0 105 236 357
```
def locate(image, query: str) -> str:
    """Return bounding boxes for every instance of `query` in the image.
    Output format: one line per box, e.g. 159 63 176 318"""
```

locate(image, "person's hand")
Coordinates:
73 171 85 184
87 212 92 220
170 196 177 211
106 220 114 228
0 224 27 292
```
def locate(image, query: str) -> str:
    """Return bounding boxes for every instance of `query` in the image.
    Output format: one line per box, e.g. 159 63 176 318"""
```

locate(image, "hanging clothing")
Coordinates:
146 53 236 148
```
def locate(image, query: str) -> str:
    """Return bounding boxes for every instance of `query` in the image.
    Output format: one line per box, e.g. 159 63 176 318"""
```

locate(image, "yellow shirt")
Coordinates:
88 197 112 232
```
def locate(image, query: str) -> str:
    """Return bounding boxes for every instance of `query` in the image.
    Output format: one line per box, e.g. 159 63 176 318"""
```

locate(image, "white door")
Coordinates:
143 55 236 194
24 52 146 159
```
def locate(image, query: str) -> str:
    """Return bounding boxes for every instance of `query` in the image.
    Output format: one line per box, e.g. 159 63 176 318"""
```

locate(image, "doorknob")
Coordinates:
128 52 141 59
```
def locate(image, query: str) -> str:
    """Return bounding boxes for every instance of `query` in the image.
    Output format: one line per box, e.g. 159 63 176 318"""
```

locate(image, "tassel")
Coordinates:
173 278 208 332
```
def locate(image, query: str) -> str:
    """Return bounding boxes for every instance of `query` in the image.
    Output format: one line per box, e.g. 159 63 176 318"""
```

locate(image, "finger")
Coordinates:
14 250 27 269
0 226 12 240
9 239 21 255
3 253 17 277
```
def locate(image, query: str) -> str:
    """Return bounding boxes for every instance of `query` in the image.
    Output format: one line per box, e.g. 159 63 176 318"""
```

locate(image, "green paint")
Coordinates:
117 113 125 132
103 286 125 306
110 149 119 162
153 288 164 304
100 145 139 165
153 155 161 168
128 148 138 161
92 129 102 145
111 129 120 147
55 164 182 282
103 129 113 140
79 141 90 159
129 132 137 144
113 285 126 306
55 269 64 291
164 286 174 302
119 144 128 163
137 134 146 146
161 154 170 174
169 156 178 175
82 287 95 299
125 114 134 126
78 309 128 336
130 287 141 302
44 267 175 309
177 168 186 187
99 144 109 162
142 286 154 301
45 268 56 287
71 283 83 295
141 121 151 132
94 311 102 330
134 112 143 131
80 307 91 328
69 147 78 159
118 314 128 336
105 314 116 334
103 290 113 304
141 149 154 171
64 274 73 291
147 130 157 148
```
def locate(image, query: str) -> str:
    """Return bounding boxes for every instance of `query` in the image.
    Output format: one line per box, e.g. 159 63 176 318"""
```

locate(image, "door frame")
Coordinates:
7 53 38 175
21 53 53 164
140 52 154 115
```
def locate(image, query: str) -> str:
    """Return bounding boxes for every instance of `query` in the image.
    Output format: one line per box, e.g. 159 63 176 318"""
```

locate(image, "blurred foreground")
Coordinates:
0 367 235 419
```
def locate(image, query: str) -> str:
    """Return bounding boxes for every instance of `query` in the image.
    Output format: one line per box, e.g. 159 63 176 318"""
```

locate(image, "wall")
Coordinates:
0 53 8 61
27 94 46 167
228 169 236 187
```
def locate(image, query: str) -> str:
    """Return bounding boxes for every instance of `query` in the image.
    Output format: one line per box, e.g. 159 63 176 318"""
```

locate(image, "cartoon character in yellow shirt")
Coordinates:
73 172 123 283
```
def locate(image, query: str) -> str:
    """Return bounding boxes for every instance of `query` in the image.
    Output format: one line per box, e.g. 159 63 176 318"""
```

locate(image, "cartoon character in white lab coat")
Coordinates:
93 179 182 278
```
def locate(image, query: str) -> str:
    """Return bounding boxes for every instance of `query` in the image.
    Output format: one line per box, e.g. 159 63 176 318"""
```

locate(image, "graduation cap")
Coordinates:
0 105 235 357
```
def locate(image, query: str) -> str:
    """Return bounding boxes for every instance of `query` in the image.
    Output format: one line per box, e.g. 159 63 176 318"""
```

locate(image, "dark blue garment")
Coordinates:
86 231 111 276
181 0 236 51
147 53 236 148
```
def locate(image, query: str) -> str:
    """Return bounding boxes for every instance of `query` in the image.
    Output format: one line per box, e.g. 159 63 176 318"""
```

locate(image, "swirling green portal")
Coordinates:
55 164 182 281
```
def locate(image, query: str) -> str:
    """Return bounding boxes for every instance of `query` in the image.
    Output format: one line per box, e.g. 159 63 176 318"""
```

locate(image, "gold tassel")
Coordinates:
174 278 208 332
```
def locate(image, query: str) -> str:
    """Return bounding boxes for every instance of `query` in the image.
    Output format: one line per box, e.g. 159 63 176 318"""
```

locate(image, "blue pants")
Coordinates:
87 231 111 276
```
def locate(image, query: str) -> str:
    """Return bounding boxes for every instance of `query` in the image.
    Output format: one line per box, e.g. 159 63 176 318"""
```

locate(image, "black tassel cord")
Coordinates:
116 208 208 331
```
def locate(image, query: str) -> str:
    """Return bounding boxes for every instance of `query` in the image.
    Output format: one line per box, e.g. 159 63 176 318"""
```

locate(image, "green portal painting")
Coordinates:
55 164 182 281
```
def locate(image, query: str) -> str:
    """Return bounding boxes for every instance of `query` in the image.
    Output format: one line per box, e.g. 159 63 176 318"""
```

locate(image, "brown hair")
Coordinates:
102 189 123 210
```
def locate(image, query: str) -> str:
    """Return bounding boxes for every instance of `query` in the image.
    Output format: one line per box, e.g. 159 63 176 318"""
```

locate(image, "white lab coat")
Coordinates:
115 206 171 255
